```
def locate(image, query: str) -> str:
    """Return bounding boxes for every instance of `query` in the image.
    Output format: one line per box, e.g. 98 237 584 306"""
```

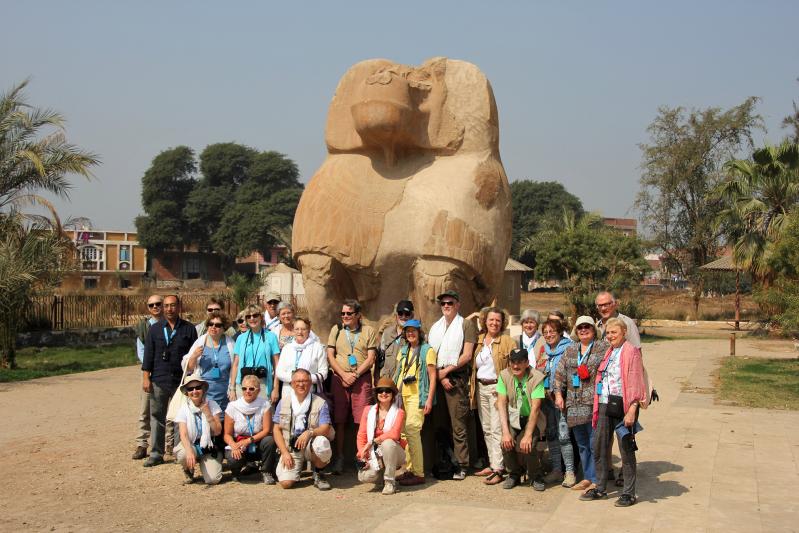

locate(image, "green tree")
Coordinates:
510 180 583 266
715 141 799 283
755 209 799 333
135 146 196 250
636 98 763 316
0 79 99 368
226 272 262 308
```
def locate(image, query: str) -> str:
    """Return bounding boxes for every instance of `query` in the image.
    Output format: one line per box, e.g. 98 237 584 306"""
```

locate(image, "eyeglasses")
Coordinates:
147 302 162 308
237 318 245 324
245 314 259 320
242 386 258 392
208 322 223 328
596 302 613 308
185 385 203 392
207 307 221 312
375 388 394 395
397 311 412 318
439 300 456 307
341 311 356 317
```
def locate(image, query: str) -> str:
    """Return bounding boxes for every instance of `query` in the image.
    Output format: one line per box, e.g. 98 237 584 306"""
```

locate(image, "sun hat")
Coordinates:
509 348 529 362
436 290 460 302
403 319 422 330
180 375 209 394
396 300 414 314
571 315 599 339
375 376 398 395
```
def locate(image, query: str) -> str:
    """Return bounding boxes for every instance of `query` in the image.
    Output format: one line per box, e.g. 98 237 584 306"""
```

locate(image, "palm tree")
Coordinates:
716 141 799 283
0 79 99 367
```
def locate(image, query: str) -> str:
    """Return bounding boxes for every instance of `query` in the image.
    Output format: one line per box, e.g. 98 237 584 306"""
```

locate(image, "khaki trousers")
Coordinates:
477 383 504 471
357 439 404 483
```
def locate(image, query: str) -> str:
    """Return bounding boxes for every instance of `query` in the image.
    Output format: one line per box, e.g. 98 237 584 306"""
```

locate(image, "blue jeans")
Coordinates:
572 422 596 483
544 400 575 474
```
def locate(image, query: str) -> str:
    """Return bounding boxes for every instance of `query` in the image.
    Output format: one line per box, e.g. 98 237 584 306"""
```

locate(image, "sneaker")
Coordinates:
531 476 546 492
615 494 637 507
544 469 563 484
452 468 467 481
314 471 332 491
382 480 397 495
143 456 164 468
503 475 520 490
579 488 608 501
132 446 148 460
562 471 577 488
182 468 195 485
329 456 343 475
262 472 276 485
398 474 425 486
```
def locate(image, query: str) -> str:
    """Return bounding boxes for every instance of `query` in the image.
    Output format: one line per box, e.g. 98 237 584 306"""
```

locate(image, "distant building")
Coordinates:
500 258 533 317
602 217 637 237
235 246 289 275
148 245 226 289
60 230 147 290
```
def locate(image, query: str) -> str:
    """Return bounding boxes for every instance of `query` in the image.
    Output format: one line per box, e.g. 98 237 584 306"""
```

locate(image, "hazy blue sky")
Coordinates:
3 1 797 231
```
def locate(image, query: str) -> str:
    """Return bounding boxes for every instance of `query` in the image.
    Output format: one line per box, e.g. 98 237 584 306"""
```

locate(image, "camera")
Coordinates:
241 366 267 379
355 459 369 470
289 434 301 451
402 375 417 385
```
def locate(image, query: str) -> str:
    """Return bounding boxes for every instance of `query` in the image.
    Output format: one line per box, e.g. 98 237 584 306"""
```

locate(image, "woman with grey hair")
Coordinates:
275 301 297 350
517 309 544 368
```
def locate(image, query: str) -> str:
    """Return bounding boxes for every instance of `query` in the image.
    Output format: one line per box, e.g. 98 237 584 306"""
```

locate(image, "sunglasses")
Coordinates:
147 302 162 308
375 388 394 395
208 322 223 328
185 385 203 392
207 307 221 312
576 324 593 330
242 386 258 392
266 300 279 305
439 300 456 307
397 311 412 318
341 311 356 317
237 318 245 324
245 314 260 320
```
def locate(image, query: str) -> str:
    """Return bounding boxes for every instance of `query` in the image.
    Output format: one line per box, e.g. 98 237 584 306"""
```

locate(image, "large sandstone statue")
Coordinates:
293 57 511 333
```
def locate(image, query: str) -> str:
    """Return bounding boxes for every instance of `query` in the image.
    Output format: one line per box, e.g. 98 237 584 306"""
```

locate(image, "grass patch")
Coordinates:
718 357 799 410
0 344 137 383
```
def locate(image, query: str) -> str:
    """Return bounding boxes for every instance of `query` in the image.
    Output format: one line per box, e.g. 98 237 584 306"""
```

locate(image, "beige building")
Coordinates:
60 230 146 291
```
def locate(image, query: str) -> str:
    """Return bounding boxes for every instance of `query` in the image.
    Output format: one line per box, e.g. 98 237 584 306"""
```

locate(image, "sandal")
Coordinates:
474 467 493 477
483 470 505 485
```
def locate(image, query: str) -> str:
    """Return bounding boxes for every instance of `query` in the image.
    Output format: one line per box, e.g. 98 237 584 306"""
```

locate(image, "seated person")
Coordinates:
497 348 547 491
174 376 223 485
223 374 277 484
273 369 335 491
356 377 407 495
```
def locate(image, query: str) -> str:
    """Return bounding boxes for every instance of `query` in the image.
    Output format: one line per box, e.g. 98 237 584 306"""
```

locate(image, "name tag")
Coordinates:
572 374 580 388
596 382 603 395
543 376 550 389
348 354 358 367
247 443 256 454
209 367 221 379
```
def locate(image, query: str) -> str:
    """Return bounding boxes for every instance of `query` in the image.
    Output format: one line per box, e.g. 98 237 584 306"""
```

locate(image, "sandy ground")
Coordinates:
1 335 797 532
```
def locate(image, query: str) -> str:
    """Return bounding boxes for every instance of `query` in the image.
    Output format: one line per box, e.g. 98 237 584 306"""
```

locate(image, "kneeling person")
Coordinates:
273 369 335 490
175 376 223 485
497 348 547 491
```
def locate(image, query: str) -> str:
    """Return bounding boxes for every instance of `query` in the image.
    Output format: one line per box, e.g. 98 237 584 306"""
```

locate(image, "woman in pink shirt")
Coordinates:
356 376 406 495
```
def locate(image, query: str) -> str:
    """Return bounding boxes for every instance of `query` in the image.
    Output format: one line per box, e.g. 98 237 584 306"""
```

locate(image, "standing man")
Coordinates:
326 299 378 474
141 294 198 467
263 292 282 335
378 299 413 379
132 294 163 460
595 291 641 347
195 297 223 336
428 289 477 480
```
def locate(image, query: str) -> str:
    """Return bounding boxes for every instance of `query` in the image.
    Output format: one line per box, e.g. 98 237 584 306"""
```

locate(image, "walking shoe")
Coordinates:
182 468 195 485
531 476 546 492
329 456 343 475
143 456 164 468
562 471 577 488
483 470 505 485
398 474 425 486
544 469 563 484
572 479 592 491
132 446 148 460
579 488 608 501
503 475 520 489
395 471 412 482
262 472 276 485
474 467 493 477
615 494 636 507
382 480 398 495
314 471 332 491
452 468 467 481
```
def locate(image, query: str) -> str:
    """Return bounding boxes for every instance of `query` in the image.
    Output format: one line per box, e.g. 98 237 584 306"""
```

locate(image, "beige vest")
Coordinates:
500 367 547 435
278 394 327 441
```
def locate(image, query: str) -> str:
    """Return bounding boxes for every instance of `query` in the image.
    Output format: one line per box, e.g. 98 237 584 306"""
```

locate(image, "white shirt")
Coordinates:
475 343 497 381
174 399 222 425
224 400 271 437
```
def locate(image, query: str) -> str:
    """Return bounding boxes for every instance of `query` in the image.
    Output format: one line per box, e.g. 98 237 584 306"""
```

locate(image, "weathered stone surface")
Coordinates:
293 57 511 332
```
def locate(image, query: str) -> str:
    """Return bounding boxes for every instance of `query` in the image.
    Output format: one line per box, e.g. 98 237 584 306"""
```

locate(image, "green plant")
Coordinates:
227 272 261 308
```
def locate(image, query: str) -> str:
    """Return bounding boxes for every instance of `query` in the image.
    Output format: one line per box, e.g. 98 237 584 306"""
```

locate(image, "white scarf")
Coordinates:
229 396 267 417
185 400 213 449
290 390 312 432
366 403 399 442
428 314 464 367
287 335 317 372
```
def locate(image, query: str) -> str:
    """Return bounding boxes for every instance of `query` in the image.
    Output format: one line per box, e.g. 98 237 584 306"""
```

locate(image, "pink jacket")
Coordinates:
592 341 647 428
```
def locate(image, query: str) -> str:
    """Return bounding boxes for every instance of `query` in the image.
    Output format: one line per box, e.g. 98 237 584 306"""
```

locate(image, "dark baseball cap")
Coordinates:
436 290 460 302
396 300 414 314
509 348 528 362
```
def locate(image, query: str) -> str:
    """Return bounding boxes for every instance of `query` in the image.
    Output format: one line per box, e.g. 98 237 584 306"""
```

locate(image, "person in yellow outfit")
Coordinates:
393 319 436 486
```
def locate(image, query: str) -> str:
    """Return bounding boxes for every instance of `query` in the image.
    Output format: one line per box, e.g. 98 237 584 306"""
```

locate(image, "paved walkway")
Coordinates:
375 337 799 532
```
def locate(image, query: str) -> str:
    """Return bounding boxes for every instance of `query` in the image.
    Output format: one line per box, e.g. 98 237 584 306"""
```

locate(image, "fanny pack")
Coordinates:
606 394 624 418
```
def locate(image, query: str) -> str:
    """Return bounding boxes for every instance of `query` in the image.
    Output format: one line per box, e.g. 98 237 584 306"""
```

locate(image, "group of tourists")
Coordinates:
135 289 651 506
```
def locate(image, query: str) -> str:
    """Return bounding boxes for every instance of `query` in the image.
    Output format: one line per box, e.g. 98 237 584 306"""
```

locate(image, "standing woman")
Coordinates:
275 317 329 398
183 311 236 415
553 316 609 491
233 311 248 341
517 309 544 368
470 306 515 486
230 304 281 403
393 319 436 487
540 318 577 487
174 376 224 485
581 317 647 507
275 302 297 350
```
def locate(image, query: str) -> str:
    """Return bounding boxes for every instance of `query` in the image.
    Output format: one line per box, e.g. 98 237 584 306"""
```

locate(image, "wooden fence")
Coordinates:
25 293 308 331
